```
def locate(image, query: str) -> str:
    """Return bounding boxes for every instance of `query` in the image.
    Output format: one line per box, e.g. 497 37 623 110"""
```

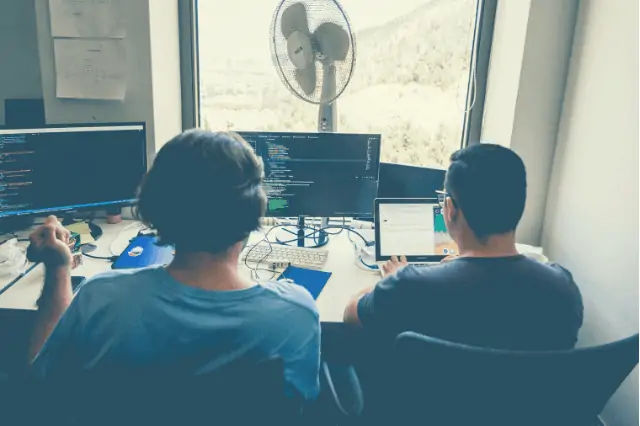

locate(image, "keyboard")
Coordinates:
242 244 329 270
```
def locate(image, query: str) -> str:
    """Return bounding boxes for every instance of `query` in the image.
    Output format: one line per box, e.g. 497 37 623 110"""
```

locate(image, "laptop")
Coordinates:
374 198 458 274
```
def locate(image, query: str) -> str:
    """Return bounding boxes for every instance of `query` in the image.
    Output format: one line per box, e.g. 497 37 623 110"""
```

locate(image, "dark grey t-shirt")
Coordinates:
358 256 583 351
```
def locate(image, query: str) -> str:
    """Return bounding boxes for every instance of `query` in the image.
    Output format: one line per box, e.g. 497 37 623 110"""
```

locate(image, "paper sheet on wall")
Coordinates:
49 0 127 38
54 39 127 101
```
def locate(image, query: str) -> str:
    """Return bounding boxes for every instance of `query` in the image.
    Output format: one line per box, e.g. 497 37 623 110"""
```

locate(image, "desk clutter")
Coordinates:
0 125 547 324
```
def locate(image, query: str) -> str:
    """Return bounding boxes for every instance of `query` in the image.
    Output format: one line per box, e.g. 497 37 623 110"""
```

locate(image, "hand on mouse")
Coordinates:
27 216 72 269
381 255 408 277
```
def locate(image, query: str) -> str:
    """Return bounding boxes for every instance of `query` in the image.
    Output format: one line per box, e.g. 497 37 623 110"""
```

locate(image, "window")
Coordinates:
188 0 491 169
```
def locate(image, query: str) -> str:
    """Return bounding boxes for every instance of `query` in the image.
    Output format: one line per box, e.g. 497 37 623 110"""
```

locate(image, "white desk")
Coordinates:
0 220 379 322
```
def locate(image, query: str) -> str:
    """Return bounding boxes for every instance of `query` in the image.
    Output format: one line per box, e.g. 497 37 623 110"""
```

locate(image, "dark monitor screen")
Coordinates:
237 131 381 217
0 124 146 218
377 162 446 199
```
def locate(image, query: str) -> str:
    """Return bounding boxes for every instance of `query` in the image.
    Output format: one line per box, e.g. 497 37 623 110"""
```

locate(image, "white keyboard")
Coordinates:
242 244 329 270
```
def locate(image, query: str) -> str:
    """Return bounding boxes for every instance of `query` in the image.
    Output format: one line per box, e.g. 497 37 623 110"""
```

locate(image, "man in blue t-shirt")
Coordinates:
344 144 583 351
28 130 320 400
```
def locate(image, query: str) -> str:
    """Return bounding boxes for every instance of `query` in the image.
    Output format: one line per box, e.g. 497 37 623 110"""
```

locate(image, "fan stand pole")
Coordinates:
314 62 338 248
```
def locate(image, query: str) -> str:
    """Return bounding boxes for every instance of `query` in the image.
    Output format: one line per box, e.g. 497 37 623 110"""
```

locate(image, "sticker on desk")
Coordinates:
128 246 144 257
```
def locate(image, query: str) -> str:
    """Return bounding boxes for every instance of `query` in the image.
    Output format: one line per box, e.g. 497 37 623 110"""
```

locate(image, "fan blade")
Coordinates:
281 2 310 38
313 22 350 61
295 64 317 96
287 30 314 69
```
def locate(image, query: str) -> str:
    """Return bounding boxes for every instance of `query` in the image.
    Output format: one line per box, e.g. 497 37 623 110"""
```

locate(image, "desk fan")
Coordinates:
270 0 356 133
269 0 356 248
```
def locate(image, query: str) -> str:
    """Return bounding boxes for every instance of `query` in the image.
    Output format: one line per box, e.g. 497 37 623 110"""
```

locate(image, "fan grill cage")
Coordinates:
270 0 356 104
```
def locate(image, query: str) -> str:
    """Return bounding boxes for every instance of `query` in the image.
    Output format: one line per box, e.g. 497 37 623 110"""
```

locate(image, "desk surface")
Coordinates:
0 220 379 322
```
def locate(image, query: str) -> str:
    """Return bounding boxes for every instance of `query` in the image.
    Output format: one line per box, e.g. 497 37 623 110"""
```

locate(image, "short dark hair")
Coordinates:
135 130 266 254
444 143 526 241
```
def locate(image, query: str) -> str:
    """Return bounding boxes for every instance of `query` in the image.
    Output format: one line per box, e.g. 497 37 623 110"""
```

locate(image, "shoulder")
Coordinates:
533 260 582 299
75 266 163 302
261 280 319 320
514 256 578 284
80 266 161 288
386 263 458 288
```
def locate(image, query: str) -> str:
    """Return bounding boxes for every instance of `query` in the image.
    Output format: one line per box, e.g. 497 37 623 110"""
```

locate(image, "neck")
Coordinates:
166 251 253 291
456 233 519 258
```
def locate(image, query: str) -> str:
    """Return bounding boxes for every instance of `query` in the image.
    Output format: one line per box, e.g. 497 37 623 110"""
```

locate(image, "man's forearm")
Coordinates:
343 285 375 325
29 267 73 361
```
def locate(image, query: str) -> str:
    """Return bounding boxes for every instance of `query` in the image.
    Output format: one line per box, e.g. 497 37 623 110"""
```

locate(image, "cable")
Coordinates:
274 218 349 245
244 220 374 279
82 252 117 261
243 225 281 282
109 222 147 256
319 225 370 246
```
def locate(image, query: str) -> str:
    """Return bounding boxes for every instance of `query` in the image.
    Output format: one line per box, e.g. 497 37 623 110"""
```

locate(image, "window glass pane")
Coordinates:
197 0 478 168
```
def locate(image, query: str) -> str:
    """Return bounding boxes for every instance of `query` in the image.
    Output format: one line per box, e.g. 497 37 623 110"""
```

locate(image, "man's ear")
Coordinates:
445 198 458 222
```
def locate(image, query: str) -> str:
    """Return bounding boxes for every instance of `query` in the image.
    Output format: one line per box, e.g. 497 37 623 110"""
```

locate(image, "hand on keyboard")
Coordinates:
381 255 408 276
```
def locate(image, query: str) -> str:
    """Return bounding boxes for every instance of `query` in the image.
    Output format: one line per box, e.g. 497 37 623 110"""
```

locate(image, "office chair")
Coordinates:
25 358 300 426
378 332 639 426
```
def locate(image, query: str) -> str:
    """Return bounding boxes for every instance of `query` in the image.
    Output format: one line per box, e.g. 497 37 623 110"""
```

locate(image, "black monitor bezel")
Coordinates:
0 122 147 219
236 131 382 218
374 197 447 262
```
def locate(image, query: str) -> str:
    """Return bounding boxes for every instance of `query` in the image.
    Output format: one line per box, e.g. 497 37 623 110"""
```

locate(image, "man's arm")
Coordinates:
344 256 408 325
26 216 73 362
343 285 374 326
29 267 72 360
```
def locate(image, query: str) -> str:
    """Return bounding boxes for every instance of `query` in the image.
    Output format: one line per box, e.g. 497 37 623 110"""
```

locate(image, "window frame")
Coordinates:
179 0 497 149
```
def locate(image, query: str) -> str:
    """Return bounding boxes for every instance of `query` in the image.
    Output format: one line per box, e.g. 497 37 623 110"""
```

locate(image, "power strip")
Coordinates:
260 217 278 227
350 219 374 229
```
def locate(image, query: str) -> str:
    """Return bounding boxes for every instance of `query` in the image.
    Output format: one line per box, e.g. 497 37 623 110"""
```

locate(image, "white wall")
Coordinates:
482 0 578 246
148 0 183 153
30 0 182 157
0 0 42 125
33 0 157 157
541 1 639 425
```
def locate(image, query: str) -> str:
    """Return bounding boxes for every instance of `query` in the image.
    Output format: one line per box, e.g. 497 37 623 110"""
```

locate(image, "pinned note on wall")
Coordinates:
48 0 127 39
53 38 127 101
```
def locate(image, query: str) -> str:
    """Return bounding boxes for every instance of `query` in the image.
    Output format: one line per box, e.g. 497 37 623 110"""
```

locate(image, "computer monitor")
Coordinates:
377 162 446 199
0 123 146 218
237 131 381 217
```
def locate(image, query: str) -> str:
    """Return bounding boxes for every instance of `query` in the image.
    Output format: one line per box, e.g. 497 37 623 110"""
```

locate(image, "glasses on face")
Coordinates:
435 190 450 208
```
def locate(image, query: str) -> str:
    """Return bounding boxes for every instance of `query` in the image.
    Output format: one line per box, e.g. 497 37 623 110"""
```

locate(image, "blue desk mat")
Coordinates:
278 266 332 300
112 235 174 270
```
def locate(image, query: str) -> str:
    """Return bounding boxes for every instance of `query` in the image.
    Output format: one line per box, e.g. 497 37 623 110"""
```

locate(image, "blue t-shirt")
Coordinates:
32 266 321 400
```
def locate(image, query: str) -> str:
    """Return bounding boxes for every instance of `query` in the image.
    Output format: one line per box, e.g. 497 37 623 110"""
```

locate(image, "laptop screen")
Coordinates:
375 199 457 261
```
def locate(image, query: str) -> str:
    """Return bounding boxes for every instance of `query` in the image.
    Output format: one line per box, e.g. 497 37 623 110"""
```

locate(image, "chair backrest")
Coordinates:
32 358 299 426
390 332 639 426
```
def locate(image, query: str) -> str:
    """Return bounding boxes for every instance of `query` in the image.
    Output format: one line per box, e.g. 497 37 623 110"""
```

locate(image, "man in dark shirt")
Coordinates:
344 143 583 351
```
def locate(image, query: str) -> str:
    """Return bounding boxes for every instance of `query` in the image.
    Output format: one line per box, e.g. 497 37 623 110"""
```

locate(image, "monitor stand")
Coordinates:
276 216 329 249
60 214 104 241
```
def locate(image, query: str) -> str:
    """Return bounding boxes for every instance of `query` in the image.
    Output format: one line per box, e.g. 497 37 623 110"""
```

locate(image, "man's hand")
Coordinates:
27 216 72 268
441 254 459 263
381 255 408 277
